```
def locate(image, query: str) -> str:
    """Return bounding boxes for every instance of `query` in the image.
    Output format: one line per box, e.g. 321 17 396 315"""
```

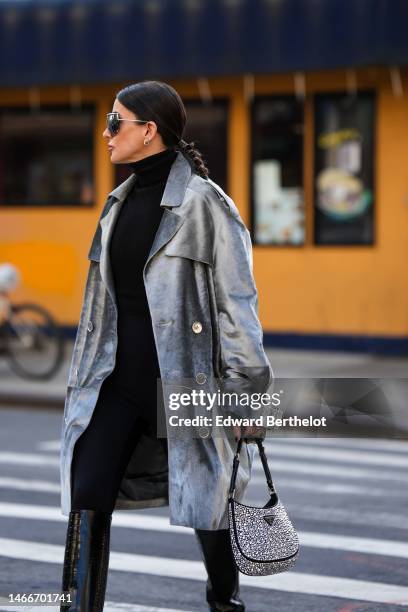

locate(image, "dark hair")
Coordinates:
116 80 209 179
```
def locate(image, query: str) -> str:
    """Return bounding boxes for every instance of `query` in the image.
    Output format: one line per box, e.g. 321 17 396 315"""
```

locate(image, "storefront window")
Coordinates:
314 92 375 245
251 96 304 245
114 99 228 191
0 105 94 207
183 99 228 190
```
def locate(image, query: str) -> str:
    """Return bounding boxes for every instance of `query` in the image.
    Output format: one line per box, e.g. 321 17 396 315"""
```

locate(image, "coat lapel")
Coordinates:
99 200 122 303
91 151 194 303
143 151 193 273
143 209 185 278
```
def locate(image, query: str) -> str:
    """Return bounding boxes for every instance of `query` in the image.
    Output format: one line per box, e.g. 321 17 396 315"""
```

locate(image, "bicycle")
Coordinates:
0 263 65 380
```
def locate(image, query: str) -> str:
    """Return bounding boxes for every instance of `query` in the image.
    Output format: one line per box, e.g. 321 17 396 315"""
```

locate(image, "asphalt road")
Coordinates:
0 406 408 611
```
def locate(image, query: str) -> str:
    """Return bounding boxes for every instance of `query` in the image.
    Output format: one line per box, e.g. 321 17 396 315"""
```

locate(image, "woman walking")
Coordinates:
59 80 273 611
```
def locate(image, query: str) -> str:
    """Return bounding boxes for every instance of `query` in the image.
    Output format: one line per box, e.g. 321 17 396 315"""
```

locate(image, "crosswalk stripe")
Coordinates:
251 459 408 483
2 451 408 485
103 604 191 612
1 474 406 500
37 437 408 454
105 605 191 612
0 477 60 493
278 503 408 531
250 477 408 499
260 444 408 467
0 502 407 559
299 530 408 558
0 602 190 612
263 437 408 453
37 437 408 455
0 537 407 606
0 452 59 467
36 440 63 452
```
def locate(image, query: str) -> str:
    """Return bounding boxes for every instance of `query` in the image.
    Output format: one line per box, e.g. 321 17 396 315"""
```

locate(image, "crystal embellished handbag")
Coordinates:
227 437 300 576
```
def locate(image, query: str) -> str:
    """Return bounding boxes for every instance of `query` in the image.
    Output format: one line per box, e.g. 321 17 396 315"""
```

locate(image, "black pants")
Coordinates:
70 312 167 513
70 370 168 512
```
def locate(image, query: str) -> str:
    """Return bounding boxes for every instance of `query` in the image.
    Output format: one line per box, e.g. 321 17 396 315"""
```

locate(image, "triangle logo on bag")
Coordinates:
263 514 275 526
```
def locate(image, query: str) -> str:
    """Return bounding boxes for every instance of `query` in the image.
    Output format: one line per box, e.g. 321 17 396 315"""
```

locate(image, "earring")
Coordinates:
144 139 150 146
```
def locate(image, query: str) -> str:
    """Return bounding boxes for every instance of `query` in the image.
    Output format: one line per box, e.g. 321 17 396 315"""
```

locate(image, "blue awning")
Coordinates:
1 0 407 88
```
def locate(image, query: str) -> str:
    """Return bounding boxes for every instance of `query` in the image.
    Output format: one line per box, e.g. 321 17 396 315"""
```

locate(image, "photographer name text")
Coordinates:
168 415 327 427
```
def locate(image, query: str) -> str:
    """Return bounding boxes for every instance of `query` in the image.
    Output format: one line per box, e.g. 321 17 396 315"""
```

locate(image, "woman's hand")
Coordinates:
232 424 266 443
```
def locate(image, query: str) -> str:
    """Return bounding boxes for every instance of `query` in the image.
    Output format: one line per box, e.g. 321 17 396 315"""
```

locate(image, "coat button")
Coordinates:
87 320 94 332
196 372 207 384
192 321 202 334
199 427 210 438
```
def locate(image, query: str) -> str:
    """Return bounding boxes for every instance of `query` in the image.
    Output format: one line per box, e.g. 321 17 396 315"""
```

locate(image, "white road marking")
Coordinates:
2 450 408 485
36 440 61 452
35 437 408 454
281 504 408 530
0 477 60 493
0 452 59 467
0 503 407 558
104 605 192 612
0 602 191 612
264 436 408 452
250 476 408 498
1 474 405 500
261 444 408 467
0 537 407 606
251 460 408 483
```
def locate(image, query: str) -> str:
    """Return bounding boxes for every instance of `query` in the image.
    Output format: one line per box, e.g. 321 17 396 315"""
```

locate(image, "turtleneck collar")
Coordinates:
128 148 178 188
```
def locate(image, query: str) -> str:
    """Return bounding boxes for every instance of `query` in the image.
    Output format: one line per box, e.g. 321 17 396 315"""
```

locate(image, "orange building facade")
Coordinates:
1 67 407 353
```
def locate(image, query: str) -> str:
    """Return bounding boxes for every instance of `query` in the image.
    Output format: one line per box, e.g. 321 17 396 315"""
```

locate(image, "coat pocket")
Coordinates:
204 265 222 380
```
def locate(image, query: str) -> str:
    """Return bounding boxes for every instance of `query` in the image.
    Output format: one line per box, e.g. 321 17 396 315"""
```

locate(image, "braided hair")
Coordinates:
177 139 209 179
116 80 210 179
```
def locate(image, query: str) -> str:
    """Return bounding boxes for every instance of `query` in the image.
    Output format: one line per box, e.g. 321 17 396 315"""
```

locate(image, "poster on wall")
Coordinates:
253 159 304 245
314 92 375 245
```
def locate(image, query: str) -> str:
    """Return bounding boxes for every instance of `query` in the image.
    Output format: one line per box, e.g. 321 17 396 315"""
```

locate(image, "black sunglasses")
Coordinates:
106 111 150 136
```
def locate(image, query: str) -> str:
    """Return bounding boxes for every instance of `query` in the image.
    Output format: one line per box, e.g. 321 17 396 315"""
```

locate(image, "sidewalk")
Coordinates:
0 342 407 408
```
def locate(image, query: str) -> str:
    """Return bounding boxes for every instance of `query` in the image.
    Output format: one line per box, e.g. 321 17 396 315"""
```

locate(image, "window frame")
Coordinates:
0 102 96 208
312 89 377 247
249 93 306 248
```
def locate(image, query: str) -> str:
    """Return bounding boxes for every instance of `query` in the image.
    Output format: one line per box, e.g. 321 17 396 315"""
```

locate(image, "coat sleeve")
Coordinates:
209 195 274 419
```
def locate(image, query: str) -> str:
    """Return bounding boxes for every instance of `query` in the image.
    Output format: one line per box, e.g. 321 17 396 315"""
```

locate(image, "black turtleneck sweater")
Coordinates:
108 148 177 401
109 147 178 317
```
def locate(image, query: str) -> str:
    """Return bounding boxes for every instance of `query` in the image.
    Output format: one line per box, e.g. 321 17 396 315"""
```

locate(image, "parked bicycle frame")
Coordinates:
0 263 64 380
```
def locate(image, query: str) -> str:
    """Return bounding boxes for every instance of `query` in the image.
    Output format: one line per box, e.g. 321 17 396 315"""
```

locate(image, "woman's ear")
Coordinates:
145 120 158 141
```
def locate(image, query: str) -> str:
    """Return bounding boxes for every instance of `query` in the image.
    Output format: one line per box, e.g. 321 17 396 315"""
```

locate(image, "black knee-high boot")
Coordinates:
60 509 112 611
194 528 245 612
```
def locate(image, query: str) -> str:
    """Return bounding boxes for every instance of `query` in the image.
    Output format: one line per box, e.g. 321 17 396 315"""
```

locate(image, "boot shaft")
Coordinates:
61 509 112 612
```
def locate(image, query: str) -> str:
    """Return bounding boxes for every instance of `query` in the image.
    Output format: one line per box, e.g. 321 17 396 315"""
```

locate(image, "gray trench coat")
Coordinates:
60 150 273 530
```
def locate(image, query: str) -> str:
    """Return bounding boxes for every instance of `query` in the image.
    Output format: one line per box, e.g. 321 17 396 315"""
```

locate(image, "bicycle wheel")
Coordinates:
5 302 65 380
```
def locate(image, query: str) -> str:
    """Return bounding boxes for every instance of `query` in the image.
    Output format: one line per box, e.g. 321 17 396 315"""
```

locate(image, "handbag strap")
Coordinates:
228 437 276 501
